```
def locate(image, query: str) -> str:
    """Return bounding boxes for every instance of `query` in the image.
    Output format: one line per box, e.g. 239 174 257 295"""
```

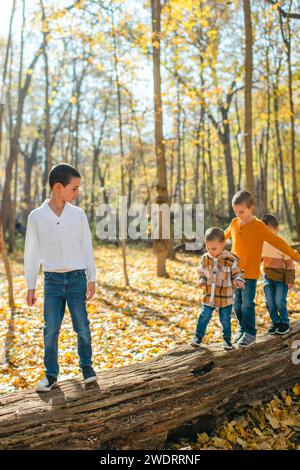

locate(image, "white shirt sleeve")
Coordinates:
81 210 96 282
24 212 41 289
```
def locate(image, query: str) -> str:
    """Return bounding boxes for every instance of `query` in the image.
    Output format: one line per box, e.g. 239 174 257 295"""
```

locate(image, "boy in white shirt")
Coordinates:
24 163 97 391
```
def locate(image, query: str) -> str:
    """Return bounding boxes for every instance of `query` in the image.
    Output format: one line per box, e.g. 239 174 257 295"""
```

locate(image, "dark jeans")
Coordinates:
234 279 257 337
43 270 92 377
263 275 289 325
195 304 232 340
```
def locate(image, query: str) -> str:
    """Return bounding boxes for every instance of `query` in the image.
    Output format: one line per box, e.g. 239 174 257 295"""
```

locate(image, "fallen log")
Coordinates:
0 321 300 450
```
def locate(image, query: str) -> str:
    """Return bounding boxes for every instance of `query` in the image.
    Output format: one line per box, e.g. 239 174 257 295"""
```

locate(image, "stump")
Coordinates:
0 322 299 450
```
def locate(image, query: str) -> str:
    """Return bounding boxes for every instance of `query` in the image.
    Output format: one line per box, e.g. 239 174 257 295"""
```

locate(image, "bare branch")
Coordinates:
265 0 300 20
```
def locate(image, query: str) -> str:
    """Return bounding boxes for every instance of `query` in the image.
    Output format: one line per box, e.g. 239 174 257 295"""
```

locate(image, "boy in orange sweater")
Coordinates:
225 190 300 348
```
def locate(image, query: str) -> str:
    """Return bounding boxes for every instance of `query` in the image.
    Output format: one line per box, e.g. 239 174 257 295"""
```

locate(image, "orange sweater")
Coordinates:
224 217 300 279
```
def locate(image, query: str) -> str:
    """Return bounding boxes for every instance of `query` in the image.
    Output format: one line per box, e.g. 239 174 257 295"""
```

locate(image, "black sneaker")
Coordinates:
82 366 97 384
223 338 233 351
276 323 290 335
190 336 203 347
267 323 280 335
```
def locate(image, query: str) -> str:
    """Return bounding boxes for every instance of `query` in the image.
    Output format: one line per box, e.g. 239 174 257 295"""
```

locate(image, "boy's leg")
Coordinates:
241 279 257 337
66 271 93 369
195 304 214 339
263 277 280 325
43 273 66 378
233 287 244 335
219 305 232 340
274 281 289 325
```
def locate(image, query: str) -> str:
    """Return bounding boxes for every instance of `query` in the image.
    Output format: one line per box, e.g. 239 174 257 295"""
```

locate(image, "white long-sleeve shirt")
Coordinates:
24 199 96 289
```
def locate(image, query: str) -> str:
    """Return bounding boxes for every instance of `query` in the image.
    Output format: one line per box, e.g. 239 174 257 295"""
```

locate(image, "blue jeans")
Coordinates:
234 279 257 337
43 270 92 377
263 276 289 325
195 304 232 340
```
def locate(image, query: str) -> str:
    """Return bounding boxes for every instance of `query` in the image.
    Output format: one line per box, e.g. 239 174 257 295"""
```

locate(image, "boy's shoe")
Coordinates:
267 323 280 335
82 366 97 384
223 338 233 351
237 333 256 348
276 323 290 335
36 375 57 392
190 336 203 347
234 332 244 344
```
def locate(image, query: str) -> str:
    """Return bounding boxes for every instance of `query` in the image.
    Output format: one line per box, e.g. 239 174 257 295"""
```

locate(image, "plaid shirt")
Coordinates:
198 250 244 308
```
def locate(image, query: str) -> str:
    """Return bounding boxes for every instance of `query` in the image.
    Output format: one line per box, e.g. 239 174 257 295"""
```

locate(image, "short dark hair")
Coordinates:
205 227 225 243
48 163 81 189
261 214 279 229
232 190 255 208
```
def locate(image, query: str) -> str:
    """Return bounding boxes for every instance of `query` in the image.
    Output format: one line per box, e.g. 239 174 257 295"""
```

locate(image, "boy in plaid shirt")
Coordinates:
191 227 244 350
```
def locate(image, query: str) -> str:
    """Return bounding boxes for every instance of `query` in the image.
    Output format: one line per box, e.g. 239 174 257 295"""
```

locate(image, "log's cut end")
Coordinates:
0 321 299 450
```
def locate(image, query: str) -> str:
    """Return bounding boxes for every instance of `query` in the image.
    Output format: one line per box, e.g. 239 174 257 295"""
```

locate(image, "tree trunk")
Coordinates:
175 82 182 204
182 111 187 204
40 0 52 201
220 117 235 216
243 0 255 195
208 99 235 218
0 0 16 157
273 81 293 231
264 38 271 212
111 7 130 286
0 222 15 312
207 122 217 225
0 322 299 449
1 34 45 243
193 115 201 205
278 8 300 237
234 95 242 191
90 98 108 224
151 0 170 277
130 97 151 206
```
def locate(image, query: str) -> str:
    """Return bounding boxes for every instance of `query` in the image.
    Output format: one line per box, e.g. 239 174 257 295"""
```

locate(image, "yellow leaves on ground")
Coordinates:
172 386 300 450
293 384 300 396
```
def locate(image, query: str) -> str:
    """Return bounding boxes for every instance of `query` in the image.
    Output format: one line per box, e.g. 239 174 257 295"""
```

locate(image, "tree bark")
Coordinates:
0 322 299 449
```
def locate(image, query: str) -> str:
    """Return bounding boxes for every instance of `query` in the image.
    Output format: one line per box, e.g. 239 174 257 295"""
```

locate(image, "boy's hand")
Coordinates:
287 283 294 289
26 289 37 306
86 281 95 302
234 279 244 289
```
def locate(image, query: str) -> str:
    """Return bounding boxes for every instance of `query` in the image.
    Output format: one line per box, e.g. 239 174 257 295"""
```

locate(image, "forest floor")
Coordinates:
0 244 299 449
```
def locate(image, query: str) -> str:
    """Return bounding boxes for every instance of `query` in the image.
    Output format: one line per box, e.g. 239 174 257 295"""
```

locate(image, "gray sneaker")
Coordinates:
223 338 233 351
237 332 256 348
190 336 203 347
